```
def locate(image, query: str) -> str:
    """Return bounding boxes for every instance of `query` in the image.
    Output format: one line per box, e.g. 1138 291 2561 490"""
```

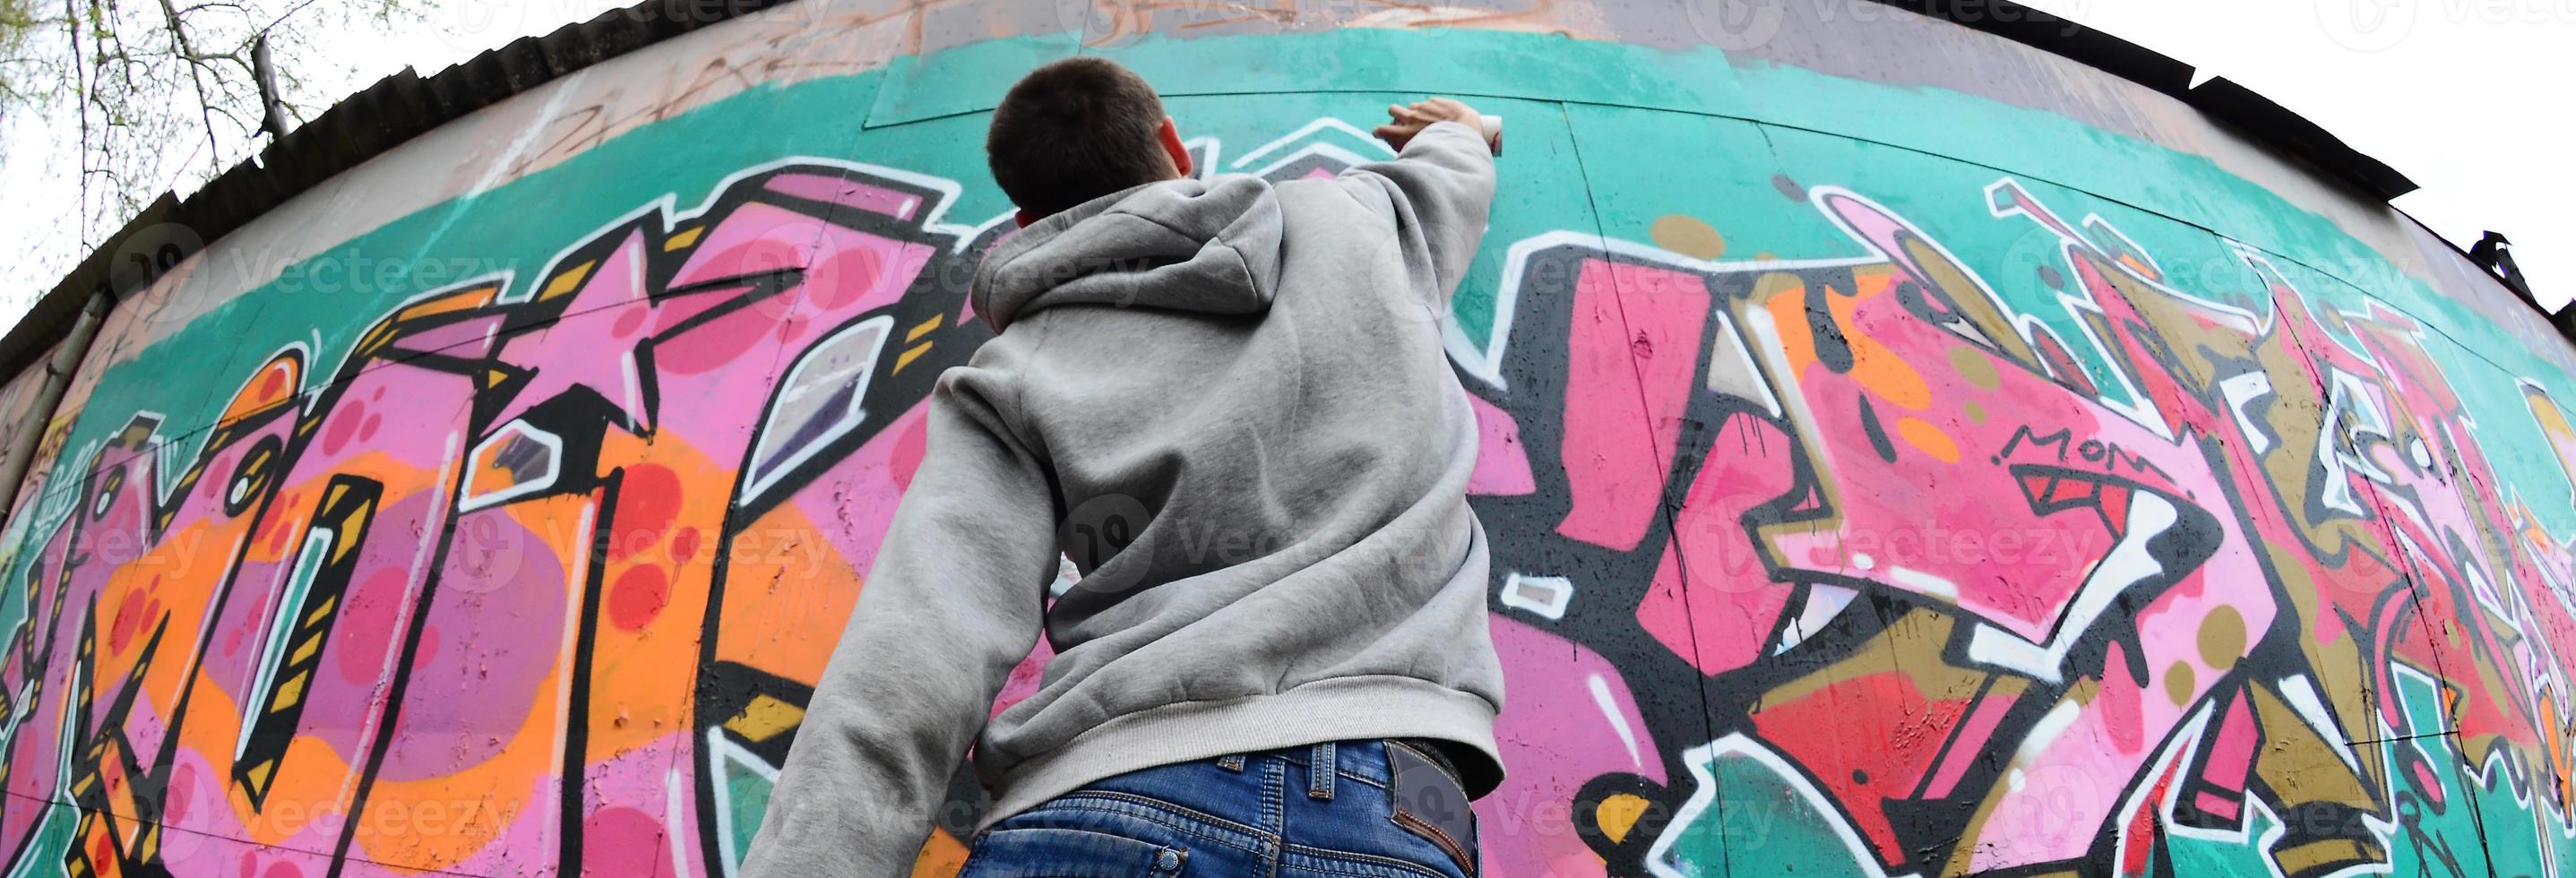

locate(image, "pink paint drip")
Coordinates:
1468 395 1535 496
1555 259 1707 551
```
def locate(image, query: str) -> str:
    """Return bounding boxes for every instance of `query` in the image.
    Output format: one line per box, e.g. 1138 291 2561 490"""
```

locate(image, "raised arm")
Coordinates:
1338 98 1499 306
737 348 1062 878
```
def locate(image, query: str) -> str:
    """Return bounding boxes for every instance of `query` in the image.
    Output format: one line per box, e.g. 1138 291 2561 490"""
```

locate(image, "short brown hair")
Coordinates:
986 58 1173 220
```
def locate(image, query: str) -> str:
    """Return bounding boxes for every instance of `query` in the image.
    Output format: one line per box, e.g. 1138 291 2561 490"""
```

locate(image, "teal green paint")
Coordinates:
2158 804 2279 876
2420 327 2576 525
1558 104 1841 262
2385 667 2496 877
0 465 82 673
12 21 2576 878
1729 54 2452 326
2474 766 2554 878
1 799 71 878
871 24 1766 126
1653 744 1870 878
40 26 2569 532
1093 27 1755 123
0 504 32 650
2363 667 2576 878
721 754 775 867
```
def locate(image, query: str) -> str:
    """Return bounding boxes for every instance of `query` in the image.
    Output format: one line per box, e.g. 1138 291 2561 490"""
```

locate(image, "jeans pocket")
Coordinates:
959 827 1188 878
1385 741 1478 876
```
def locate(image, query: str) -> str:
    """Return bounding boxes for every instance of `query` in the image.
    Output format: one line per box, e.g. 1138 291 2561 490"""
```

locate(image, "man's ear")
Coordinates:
1015 208 1038 228
1159 116 1192 179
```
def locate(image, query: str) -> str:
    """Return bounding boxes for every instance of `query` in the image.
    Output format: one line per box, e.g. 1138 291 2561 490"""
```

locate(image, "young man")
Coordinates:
739 57 1503 877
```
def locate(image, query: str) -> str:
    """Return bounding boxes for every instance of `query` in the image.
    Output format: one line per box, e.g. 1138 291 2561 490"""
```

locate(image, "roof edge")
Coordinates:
1 0 791 380
3 0 2429 380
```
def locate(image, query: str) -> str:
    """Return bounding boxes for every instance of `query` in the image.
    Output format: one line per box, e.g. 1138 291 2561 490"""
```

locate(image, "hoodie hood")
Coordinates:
971 176 1285 331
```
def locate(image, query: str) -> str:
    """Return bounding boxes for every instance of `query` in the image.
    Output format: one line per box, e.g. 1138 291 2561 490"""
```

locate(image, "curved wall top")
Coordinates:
2 2 2571 877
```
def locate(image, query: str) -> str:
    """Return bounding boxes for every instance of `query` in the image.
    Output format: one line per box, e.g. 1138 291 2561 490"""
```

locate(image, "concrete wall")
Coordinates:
1 1 2570 875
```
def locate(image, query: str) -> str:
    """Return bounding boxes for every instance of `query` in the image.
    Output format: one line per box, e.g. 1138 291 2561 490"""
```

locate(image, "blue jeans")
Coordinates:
959 739 1481 877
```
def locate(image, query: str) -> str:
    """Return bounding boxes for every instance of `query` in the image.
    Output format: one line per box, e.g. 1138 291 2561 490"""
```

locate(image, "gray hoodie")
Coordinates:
740 120 1503 878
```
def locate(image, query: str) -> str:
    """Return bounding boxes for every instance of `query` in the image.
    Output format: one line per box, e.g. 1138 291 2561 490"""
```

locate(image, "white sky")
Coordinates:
2 0 2566 320
2028 0 2576 309
0 1 616 318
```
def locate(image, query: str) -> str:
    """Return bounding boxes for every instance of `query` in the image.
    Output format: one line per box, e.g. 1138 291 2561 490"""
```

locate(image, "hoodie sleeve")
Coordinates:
1335 119 1498 306
737 351 1059 878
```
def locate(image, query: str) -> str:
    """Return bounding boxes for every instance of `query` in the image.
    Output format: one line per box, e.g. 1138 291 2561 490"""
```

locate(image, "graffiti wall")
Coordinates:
3 1 2572 876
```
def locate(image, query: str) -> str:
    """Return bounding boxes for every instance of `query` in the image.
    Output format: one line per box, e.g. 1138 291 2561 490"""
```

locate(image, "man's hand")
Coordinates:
1373 98 1486 152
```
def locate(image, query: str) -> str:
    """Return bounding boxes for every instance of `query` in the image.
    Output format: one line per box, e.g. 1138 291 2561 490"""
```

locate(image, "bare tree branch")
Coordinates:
255 0 319 33
65 0 90 253
152 0 222 176
1 0 434 292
